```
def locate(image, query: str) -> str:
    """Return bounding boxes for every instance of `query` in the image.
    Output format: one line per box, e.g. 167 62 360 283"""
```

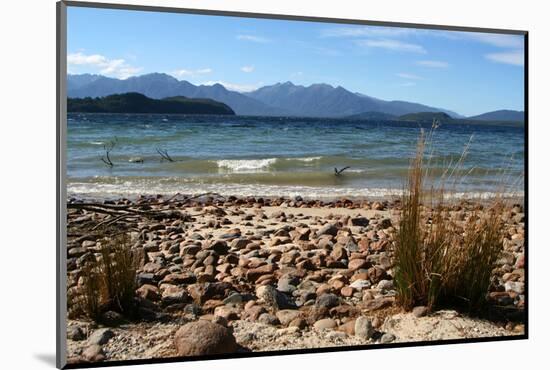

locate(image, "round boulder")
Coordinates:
174 321 237 356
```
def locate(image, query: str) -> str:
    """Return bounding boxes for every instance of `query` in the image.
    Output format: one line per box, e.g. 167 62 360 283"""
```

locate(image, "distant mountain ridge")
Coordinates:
68 73 283 116
468 110 524 123
67 73 520 120
245 81 460 118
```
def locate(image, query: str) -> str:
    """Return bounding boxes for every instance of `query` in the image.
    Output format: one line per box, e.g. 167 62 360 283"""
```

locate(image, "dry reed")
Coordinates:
394 124 507 313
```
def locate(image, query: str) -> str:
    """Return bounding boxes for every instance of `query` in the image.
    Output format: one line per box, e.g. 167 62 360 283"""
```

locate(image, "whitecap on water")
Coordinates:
215 158 277 172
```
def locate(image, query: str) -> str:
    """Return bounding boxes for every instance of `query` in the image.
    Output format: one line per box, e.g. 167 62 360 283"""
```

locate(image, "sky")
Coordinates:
67 6 525 116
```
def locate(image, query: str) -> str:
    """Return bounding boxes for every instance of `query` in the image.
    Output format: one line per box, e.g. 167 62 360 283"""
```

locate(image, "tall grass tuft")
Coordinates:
444 205 504 311
99 234 138 315
394 130 429 309
68 233 138 320
394 125 506 313
68 262 104 320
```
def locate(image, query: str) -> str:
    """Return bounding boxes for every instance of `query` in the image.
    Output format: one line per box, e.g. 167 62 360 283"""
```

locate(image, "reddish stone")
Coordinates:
341 286 354 297
348 259 368 271
136 284 160 301
246 264 276 282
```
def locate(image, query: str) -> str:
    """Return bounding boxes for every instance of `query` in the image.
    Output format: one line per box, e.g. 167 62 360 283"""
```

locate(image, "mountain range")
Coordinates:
67 73 523 122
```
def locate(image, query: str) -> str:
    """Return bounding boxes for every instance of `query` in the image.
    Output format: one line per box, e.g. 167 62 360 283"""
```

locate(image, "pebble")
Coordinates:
380 333 396 343
350 279 371 290
412 306 429 318
88 328 115 345
258 313 280 325
355 317 374 339
376 279 394 290
314 318 337 330
82 344 105 362
66 196 525 359
315 293 340 309
504 281 525 294
276 310 302 326
67 326 85 341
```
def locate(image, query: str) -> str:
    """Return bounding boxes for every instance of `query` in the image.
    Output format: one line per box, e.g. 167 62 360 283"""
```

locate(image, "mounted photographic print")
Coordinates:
56 1 527 368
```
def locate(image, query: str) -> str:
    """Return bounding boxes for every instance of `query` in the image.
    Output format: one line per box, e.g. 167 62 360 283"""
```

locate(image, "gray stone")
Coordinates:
350 279 371 290
315 293 339 309
67 326 85 341
82 344 105 362
100 310 125 327
183 303 202 316
256 285 295 309
277 275 299 294
355 316 374 339
313 318 337 330
504 281 525 294
223 292 244 304
412 306 429 318
316 223 339 237
161 286 190 306
350 217 369 227
377 279 394 290
137 273 155 286
379 218 392 229
88 328 114 345
380 333 396 343
276 309 302 326
258 313 280 325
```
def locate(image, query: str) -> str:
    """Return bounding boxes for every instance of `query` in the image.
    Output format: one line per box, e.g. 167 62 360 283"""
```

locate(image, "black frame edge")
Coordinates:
57 1 68 369
62 0 528 35
57 1 529 369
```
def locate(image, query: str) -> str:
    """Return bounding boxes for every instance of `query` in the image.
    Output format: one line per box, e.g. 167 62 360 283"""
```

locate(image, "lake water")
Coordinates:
67 113 524 199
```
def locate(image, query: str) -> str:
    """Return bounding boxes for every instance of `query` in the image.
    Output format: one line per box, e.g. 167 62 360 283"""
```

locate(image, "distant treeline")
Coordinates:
67 92 235 115
349 111 524 127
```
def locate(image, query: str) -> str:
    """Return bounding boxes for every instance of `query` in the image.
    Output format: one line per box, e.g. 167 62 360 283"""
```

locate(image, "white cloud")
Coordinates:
241 65 255 73
68 53 108 65
462 32 524 49
416 60 449 68
171 68 212 79
67 52 142 79
356 39 426 54
396 73 422 80
321 26 416 38
201 80 262 93
237 35 270 43
485 50 524 66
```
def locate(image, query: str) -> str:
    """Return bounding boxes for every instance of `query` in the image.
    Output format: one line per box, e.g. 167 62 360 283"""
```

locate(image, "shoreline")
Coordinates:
67 191 525 206
65 194 525 364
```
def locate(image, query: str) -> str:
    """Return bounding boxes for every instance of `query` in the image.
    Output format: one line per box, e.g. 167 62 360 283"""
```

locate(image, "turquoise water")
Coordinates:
67 113 524 199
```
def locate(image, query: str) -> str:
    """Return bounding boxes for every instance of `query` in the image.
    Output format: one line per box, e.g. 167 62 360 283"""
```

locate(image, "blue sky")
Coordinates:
67 6 525 116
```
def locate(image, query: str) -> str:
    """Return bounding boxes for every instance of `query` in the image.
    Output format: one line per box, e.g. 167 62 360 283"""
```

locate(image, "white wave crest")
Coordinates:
215 158 277 172
293 156 322 162
67 179 523 202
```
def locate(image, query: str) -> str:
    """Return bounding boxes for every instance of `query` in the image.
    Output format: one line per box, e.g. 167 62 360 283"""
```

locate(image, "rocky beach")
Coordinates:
65 194 525 364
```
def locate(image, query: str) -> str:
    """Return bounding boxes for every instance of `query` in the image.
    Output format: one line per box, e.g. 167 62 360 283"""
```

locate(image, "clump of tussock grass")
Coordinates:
68 233 138 321
394 124 508 313
443 204 505 311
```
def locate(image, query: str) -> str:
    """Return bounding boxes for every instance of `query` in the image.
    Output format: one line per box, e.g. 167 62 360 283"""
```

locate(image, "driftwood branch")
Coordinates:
156 147 174 162
100 138 117 167
334 166 351 176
